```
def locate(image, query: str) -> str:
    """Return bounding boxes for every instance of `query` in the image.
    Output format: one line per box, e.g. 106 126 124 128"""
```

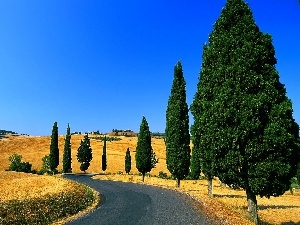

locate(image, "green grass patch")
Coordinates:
0 182 95 225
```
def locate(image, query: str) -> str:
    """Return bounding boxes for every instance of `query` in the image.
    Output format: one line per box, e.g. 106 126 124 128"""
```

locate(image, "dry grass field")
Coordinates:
0 134 166 174
1 134 299 224
0 171 72 202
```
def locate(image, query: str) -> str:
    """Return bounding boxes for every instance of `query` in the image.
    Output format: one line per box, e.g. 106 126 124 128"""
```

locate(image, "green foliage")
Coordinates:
151 132 165 137
38 155 52 175
189 144 201 180
297 162 300 185
49 122 59 172
80 162 90 172
158 171 168 179
125 148 131 174
77 134 93 172
191 0 300 222
165 61 191 186
102 136 107 171
62 124 72 173
151 148 158 169
0 182 95 225
135 116 152 181
0 129 18 135
8 154 22 171
8 154 32 173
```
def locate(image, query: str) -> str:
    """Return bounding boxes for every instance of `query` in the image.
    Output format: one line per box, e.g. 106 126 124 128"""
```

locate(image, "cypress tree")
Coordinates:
150 148 158 169
62 123 72 173
191 97 216 197
77 134 93 173
125 148 131 174
191 0 300 223
297 163 300 185
165 61 191 187
49 122 59 173
189 139 201 180
102 136 107 172
135 116 152 182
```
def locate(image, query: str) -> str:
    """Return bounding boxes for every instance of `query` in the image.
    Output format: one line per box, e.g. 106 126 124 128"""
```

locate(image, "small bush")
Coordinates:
158 171 168 179
8 154 32 173
39 155 56 175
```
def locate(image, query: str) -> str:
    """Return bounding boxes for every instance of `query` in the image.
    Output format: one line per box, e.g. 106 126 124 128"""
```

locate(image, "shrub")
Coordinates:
158 171 168 179
18 162 32 173
8 154 32 173
39 155 54 175
8 154 22 171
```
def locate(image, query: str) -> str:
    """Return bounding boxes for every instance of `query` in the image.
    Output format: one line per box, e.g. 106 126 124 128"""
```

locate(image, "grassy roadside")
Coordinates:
93 174 300 225
0 172 99 225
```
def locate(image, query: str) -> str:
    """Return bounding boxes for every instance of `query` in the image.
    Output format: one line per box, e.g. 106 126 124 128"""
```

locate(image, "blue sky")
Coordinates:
0 1 299 136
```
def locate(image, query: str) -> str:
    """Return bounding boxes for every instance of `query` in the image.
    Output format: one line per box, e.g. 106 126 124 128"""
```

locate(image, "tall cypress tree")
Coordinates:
189 138 201 180
62 123 72 173
165 61 191 187
77 134 93 173
297 163 300 185
191 89 216 198
102 136 107 172
191 0 300 223
125 148 131 174
135 116 152 182
49 122 59 172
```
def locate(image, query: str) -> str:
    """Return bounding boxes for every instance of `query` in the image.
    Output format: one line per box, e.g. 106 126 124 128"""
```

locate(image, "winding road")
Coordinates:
63 175 214 225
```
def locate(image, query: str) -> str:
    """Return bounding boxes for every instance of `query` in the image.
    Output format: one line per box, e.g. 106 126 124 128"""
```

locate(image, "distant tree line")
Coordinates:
112 129 134 133
0 129 18 135
90 136 122 142
150 132 165 137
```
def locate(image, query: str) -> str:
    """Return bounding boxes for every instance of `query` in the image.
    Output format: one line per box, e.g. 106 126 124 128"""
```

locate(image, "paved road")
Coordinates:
63 175 214 225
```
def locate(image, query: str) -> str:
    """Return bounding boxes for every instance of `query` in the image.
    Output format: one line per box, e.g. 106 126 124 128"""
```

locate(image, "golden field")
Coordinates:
0 171 72 202
0 134 166 174
0 134 299 225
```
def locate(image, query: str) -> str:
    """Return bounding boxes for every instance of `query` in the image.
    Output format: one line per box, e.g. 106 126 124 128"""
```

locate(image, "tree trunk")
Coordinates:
176 178 180 187
246 189 258 224
208 178 213 198
142 173 145 182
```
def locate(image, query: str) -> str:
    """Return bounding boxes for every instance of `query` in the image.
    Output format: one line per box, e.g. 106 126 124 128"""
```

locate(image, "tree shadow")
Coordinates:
258 205 300 210
240 205 300 210
281 222 300 225
259 220 300 225
214 193 245 199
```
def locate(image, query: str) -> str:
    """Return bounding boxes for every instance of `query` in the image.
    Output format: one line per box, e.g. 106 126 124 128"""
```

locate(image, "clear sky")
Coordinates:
0 1 299 136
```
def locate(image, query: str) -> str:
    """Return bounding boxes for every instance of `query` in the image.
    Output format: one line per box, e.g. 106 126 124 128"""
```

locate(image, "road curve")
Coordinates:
63 174 214 225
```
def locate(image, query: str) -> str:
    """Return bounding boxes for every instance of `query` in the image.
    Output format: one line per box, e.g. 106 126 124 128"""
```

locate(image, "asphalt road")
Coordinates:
63 175 214 225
